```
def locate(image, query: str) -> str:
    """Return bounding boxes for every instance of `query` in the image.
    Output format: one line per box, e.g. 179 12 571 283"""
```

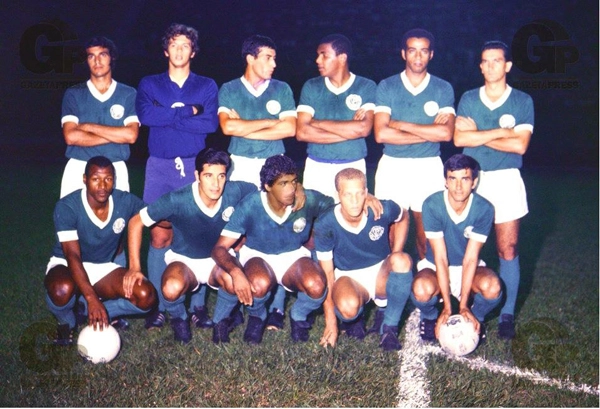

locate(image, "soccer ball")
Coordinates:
438 314 479 356
77 324 121 364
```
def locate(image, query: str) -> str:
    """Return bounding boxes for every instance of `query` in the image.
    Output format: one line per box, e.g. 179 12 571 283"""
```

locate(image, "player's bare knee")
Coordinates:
250 276 273 298
162 277 185 301
132 280 157 310
302 274 327 299
411 276 436 302
46 280 76 306
389 252 412 272
335 297 362 320
479 275 502 299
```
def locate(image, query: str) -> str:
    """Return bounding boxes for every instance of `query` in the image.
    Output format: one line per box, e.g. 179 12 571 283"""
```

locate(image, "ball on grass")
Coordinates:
77 324 121 364
438 314 479 356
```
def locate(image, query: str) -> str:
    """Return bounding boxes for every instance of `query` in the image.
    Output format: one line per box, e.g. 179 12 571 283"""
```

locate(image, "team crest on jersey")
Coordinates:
171 102 185 108
266 100 282 115
222 206 234 222
463 225 474 239
345 94 362 111
112 218 126 234
293 217 307 233
369 225 385 241
423 101 440 117
110 104 125 120
499 114 516 129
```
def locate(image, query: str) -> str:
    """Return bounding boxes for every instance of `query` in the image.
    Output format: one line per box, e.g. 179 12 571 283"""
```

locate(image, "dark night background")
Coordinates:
1 0 598 169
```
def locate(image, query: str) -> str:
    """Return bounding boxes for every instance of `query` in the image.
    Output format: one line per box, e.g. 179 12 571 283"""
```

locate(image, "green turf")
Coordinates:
0 161 597 407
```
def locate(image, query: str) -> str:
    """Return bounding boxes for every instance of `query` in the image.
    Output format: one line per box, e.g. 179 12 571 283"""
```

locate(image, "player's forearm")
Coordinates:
63 126 111 147
459 258 478 310
454 126 512 148
211 245 242 274
244 119 296 141
220 117 280 137
390 214 409 253
313 118 372 140
79 123 139 144
296 121 346 143
484 130 531 155
127 216 144 272
175 113 219 135
398 120 454 143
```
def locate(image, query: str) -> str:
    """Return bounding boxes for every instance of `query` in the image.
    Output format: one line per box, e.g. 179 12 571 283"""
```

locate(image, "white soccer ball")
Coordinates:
77 324 121 364
438 314 479 356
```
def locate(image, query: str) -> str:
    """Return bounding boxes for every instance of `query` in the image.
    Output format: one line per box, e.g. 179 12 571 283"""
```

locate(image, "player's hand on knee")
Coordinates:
87 297 109 331
123 269 144 299
231 272 254 305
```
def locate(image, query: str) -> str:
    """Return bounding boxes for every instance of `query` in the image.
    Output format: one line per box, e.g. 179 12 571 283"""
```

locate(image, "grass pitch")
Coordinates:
0 161 597 407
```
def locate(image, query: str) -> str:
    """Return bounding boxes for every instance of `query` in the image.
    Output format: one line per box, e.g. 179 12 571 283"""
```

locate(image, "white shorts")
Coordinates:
60 158 129 198
374 155 444 212
238 245 311 292
228 154 267 189
45 256 121 286
335 260 387 307
416 258 486 300
164 250 221 291
476 168 528 224
303 157 366 201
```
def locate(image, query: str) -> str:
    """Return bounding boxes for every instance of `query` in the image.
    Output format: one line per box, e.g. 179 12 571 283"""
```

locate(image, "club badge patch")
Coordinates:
222 206 234 222
112 218 125 234
293 217 307 233
423 101 440 117
110 104 125 120
499 114 516 129
266 100 281 115
345 94 362 111
463 225 474 239
369 225 384 241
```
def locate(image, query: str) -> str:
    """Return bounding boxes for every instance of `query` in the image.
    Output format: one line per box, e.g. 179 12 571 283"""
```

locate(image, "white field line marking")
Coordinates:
396 310 599 407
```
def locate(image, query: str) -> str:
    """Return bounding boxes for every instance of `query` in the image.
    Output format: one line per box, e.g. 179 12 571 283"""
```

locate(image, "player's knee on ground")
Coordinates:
131 279 157 310
45 273 76 306
411 273 437 303
388 251 412 273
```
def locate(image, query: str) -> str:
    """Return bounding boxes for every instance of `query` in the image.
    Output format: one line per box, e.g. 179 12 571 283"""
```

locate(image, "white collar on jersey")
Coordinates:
333 203 368 234
192 181 222 218
81 188 114 229
400 71 431 96
260 191 292 225
241 76 270 97
86 79 117 102
443 190 474 224
324 72 356 95
479 85 512 111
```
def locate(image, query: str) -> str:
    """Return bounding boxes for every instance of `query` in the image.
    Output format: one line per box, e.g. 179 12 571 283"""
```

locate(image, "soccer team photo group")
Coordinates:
3 3 598 407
